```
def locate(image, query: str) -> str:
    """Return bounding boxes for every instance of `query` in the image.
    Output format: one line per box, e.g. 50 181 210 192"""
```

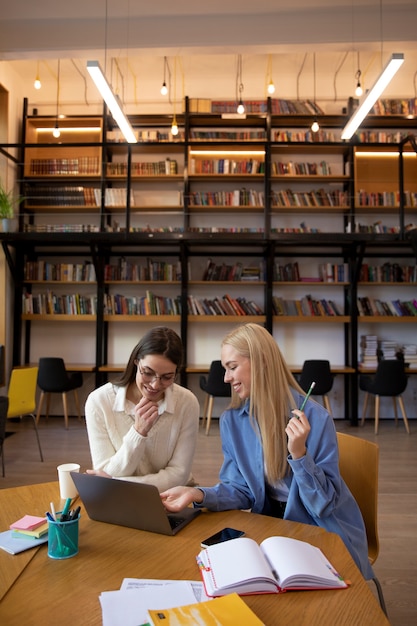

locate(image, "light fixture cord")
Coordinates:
56 59 60 119
296 53 307 101
333 51 349 101
71 59 89 105
236 54 244 103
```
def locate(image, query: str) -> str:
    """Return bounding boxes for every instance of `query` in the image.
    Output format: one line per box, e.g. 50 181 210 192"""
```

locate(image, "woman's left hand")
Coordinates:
285 410 311 459
86 469 112 478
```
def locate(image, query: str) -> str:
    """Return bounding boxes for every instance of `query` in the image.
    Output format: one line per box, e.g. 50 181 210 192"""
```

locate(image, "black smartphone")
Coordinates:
200 527 245 548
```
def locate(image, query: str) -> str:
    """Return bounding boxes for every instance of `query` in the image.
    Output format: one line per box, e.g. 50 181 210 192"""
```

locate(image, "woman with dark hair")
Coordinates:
85 326 199 491
161 323 372 578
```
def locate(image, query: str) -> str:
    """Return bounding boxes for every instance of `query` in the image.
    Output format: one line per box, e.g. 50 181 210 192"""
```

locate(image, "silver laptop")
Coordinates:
70 472 201 535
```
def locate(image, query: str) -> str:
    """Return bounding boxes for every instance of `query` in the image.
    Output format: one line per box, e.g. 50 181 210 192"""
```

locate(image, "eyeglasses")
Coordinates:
136 361 177 385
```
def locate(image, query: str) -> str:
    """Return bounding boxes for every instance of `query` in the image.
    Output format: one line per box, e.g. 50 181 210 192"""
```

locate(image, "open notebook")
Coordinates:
71 472 200 535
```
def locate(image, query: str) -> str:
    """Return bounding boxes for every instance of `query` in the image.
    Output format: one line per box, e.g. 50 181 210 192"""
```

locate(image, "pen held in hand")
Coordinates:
299 381 316 412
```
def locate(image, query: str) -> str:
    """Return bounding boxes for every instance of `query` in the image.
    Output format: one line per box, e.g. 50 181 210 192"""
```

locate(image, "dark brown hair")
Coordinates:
115 326 184 387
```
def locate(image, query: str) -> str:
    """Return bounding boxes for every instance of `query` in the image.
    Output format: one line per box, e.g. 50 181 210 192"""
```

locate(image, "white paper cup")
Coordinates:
57 463 80 499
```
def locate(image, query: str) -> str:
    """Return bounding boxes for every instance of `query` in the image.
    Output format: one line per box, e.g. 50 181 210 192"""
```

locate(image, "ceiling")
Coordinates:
1 1 417 116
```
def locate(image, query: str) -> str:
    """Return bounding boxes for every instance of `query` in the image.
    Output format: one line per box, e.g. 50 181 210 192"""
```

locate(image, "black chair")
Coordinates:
360 359 410 435
36 358 83 430
0 396 9 477
299 360 334 415
200 360 231 435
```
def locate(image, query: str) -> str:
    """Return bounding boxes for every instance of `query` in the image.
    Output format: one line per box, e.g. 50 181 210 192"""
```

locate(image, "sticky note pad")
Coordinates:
10 515 47 531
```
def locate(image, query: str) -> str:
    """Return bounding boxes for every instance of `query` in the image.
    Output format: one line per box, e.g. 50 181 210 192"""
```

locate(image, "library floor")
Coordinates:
1 415 416 625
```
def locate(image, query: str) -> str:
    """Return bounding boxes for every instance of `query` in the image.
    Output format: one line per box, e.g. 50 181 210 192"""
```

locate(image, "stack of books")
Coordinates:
403 344 417 369
360 334 379 368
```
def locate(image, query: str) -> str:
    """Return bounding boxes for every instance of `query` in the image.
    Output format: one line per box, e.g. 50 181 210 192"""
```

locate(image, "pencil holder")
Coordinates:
47 512 80 559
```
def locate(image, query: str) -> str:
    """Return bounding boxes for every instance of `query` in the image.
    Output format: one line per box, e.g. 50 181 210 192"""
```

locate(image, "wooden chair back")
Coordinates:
336 431 379 564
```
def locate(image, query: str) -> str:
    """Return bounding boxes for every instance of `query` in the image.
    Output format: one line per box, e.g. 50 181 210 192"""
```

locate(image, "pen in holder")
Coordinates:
47 511 80 560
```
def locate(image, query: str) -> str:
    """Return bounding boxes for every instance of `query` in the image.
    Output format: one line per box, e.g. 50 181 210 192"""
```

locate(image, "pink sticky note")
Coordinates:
10 515 47 531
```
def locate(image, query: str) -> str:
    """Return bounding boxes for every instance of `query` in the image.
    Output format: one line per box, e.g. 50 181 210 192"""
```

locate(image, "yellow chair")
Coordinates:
336 432 387 616
6 367 44 469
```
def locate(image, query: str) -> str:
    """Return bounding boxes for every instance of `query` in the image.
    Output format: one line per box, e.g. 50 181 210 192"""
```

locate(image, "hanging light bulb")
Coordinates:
266 54 275 94
311 119 319 133
171 117 179 136
52 60 61 138
311 54 320 133
236 55 245 114
34 62 41 90
160 57 169 96
171 57 179 136
355 69 363 97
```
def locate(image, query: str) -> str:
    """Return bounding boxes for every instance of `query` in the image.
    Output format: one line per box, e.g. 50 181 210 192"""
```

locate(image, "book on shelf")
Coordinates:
148 593 264 626
196 536 347 597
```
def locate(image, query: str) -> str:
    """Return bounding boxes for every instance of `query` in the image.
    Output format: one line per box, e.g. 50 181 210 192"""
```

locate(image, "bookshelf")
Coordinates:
1 98 417 421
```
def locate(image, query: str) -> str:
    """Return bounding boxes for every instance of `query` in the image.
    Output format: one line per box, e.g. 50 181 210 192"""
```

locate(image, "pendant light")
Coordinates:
311 53 319 133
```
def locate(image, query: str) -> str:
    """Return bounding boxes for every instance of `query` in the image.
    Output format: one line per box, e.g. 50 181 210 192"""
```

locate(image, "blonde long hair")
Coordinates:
222 323 304 481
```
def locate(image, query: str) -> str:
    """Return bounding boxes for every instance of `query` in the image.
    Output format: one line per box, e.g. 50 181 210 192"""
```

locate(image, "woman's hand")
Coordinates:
134 396 159 436
85 469 111 478
160 486 203 512
285 410 311 459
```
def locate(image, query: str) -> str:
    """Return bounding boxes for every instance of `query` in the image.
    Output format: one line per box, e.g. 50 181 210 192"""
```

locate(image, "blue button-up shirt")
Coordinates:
197 393 373 579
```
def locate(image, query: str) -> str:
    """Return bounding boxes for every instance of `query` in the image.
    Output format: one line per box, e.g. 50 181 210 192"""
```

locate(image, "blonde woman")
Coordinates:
161 323 372 578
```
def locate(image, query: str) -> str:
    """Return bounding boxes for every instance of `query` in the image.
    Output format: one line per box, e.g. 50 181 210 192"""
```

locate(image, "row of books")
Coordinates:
107 129 184 143
25 186 99 207
189 130 266 141
357 297 417 316
355 130 411 143
202 260 265 282
188 189 264 207
107 159 179 176
273 295 343 316
356 190 417 208
188 294 263 316
22 291 97 315
347 222 403 234
29 157 100 176
187 226 264 233
24 261 96 282
104 259 181 282
370 98 417 116
272 160 334 176
272 130 340 143
272 224 321 233
23 223 101 233
104 292 181 316
189 158 265 175
271 188 347 208
273 262 349 283
359 263 417 283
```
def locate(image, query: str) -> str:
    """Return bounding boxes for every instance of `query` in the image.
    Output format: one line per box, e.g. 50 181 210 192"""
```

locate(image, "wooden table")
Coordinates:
0 482 389 625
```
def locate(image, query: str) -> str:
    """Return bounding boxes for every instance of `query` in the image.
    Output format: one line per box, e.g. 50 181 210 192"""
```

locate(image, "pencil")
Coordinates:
299 381 316 411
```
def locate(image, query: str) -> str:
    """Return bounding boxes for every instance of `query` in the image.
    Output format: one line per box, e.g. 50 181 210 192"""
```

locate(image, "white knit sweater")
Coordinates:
85 382 200 492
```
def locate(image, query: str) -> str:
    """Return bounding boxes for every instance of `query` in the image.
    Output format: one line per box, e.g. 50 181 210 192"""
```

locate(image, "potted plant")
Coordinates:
0 182 23 232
